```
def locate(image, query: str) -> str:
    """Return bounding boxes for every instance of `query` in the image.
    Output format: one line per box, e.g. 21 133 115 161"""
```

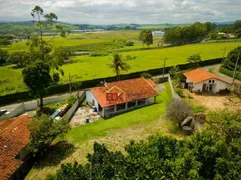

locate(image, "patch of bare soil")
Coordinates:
183 89 241 111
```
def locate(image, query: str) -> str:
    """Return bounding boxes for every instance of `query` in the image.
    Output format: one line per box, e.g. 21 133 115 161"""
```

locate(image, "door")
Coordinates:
202 84 206 92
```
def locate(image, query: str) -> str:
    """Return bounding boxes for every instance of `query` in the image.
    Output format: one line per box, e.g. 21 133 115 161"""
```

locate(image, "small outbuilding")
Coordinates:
184 68 231 93
86 77 159 117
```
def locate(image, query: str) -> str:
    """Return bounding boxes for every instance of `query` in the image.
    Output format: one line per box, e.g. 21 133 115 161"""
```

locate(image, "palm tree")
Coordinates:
107 53 131 81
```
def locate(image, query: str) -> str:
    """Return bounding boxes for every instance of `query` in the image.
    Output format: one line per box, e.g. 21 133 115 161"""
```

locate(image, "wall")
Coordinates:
86 90 99 111
167 75 181 100
63 92 86 121
0 94 73 120
193 79 230 93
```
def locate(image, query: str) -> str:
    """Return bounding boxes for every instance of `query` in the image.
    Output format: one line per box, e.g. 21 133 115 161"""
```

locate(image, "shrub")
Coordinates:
140 72 152 79
89 51 109 57
166 99 193 128
67 95 78 106
175 88 185 98
126 55 137 60
220 66 241 81
125 41 134 46
192 105 206 113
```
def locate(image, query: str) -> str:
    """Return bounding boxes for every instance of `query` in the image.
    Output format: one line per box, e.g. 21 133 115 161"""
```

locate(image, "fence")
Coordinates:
0 94 72 120
63 92 86 121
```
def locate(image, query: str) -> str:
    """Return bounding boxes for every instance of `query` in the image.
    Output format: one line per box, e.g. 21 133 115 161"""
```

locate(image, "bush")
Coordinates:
125 41 134 46
166 99 193 127
67 95 78 106
89 51 109 57
220 66 241 81
140 72 152 79
192 105 206 113
126 55 137 60
175 88 185 98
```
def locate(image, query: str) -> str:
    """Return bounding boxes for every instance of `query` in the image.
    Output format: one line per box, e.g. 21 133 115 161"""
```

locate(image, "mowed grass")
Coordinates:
1 42 241 96
26 82 180 180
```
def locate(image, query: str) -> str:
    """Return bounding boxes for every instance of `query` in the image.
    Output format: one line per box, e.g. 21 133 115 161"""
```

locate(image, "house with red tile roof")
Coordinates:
184 68 231 93
86 78 159 117
0 115 31 180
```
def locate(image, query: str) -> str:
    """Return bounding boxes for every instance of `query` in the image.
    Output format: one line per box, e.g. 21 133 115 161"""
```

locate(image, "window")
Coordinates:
209 80 212 83
212 80 215 83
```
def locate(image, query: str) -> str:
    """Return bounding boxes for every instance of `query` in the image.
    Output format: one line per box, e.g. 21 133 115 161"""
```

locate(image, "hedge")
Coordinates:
0 58 222 106
219 66 241 81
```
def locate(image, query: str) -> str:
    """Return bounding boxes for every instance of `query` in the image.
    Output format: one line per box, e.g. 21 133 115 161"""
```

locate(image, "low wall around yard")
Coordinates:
0 94 73 120
63 92 86 121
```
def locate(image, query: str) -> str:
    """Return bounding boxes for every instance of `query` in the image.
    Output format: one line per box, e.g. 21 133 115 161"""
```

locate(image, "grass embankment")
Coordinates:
26 82 178 180
1 42 241 97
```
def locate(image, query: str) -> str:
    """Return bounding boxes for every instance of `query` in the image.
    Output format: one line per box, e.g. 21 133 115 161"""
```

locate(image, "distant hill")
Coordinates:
214 21 234 25
0 21 79 34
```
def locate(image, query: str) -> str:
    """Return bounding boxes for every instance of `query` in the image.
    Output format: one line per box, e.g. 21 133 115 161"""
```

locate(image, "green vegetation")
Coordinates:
28 114 70 153
192 105 206 113
1 42 241 96
26 83 174 179
48 109 241 180
221 46 241 81
163 22 216 44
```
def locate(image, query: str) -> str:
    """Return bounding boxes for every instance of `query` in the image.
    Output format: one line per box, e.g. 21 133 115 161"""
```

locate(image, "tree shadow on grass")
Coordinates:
34 141 76 169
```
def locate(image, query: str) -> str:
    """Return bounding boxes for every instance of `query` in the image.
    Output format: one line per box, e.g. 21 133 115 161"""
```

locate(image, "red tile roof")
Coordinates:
0 115 31 180
145 79 156 87
90 78 159 107
184 68 230 84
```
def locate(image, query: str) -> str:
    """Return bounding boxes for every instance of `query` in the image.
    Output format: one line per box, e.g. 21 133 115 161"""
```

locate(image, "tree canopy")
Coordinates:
0 48 9 65
223 46 241 71
47 110 241 180
28 114 70 153
22 61 52 110
139 30 153 47
163 22 216 44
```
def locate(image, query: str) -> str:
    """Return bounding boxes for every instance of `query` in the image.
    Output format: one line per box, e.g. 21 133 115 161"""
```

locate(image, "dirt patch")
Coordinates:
183 89 241 111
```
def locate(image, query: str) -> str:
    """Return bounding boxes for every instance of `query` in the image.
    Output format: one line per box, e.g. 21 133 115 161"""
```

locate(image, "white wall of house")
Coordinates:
86 90 100 111
190 79 229 93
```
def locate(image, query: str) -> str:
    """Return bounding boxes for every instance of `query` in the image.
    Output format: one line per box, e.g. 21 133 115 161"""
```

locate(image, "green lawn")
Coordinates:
26 82 179 180
1 42 241 96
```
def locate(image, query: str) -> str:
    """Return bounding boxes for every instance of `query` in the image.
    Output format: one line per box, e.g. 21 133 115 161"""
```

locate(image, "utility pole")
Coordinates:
68 73 72 94
162 58 167 77
232 52 240 83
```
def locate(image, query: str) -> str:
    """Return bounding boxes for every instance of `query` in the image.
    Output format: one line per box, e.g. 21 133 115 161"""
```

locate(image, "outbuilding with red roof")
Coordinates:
86 77 159 117
183 68 231 93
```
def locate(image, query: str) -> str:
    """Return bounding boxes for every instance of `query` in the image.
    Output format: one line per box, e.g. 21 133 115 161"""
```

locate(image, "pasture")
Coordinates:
1 42 241 96
2 30 162 53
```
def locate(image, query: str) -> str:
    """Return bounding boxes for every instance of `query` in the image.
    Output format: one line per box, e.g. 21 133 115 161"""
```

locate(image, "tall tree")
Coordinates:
139 30 153 48
107 54 131 81
0 48 9 65
22 61 52 111
187 54 202 68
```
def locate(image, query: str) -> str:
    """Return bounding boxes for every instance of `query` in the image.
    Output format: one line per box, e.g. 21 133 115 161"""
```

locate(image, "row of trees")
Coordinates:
47 110 241 180
163 22 216 44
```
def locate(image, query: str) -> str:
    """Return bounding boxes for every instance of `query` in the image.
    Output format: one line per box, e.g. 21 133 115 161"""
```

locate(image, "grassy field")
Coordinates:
25 82 181 180
1 42 241 96
2 30 163 53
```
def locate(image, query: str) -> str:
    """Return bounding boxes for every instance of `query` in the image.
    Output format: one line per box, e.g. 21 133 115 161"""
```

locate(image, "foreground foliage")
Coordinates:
28 114 70 153
47 110 241 180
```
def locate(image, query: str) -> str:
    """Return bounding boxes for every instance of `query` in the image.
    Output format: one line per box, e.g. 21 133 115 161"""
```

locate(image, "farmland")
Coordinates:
2 30 163 53
1 41 241 96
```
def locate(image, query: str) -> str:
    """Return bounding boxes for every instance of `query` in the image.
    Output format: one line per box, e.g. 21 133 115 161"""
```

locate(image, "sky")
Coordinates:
0 0 241 24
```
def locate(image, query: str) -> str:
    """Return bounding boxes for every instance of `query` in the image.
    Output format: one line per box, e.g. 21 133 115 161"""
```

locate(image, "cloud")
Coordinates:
0 0 241 24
